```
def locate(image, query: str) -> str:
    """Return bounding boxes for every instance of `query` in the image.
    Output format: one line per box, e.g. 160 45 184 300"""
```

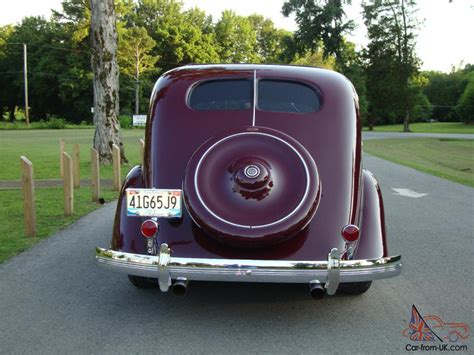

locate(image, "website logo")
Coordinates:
402 305 470 352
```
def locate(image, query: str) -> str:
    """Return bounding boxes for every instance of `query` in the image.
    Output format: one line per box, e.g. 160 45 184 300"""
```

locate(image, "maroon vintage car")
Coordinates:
95 64 401 299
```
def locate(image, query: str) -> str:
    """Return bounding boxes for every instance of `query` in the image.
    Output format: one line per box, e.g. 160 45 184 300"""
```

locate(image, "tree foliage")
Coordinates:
0 0 471 128
424 66 471 121
215 10 260 63
281 1 367 120
118 26 157 114
455 72 474 123
282 0 354 61
363 0 420 130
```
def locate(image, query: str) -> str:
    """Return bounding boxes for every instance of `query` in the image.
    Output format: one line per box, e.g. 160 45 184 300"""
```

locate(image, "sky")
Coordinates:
0 0 473 72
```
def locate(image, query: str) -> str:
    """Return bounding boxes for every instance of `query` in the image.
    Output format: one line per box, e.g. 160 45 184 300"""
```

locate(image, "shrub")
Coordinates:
0 117 66 130
42 117 66 129
119 115 132 128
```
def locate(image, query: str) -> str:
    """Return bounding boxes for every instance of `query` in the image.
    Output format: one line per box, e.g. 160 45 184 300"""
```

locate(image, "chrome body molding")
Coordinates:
95 245 402 295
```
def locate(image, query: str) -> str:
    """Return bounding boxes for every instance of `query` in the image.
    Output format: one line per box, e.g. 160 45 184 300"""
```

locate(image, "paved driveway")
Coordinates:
1 155 472 354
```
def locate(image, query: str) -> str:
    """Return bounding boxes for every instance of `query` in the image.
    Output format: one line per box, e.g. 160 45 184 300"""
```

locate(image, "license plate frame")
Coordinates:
126 188 182 218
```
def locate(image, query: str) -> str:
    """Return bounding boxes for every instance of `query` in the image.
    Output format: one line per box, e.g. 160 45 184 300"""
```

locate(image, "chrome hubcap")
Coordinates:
244 165 260 178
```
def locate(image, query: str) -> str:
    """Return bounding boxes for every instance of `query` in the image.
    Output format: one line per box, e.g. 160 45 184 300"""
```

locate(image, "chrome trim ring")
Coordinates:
194 132 311 229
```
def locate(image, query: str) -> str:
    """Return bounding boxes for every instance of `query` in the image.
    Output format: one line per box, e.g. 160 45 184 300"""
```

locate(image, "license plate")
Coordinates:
126 189 182 218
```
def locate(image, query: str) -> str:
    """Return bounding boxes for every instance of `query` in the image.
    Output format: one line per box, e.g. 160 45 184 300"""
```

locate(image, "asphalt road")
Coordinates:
1 155 473 354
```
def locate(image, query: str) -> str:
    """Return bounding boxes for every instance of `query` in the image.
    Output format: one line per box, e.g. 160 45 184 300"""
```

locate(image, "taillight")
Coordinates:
341 224 359 242
140 219 159 238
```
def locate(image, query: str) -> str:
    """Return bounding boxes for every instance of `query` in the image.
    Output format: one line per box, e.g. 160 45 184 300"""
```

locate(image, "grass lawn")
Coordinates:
364 138 474 187
0 187 118 263
0 128 144 263
0 129 144 180
364 122 474 134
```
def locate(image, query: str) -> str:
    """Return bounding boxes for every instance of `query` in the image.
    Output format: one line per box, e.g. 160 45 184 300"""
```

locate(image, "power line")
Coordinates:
5 42 89 54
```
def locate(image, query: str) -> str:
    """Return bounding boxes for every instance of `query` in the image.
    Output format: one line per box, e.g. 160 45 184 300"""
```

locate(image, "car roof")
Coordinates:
164 63 344 79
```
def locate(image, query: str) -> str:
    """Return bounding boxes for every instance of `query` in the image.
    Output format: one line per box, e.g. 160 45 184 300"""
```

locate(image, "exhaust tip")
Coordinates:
309 280 326 300
171 278 188 296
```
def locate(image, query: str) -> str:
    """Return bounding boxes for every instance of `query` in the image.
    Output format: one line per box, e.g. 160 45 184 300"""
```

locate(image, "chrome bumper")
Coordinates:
95 244 401 295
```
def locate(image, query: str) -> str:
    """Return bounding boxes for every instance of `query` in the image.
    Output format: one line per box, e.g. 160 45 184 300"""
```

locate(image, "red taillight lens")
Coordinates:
140 219 159 238
341 224 359 242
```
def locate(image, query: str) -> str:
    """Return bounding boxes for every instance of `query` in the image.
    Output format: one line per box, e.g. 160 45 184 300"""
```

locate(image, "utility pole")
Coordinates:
23 43 29 126
135 47 139 115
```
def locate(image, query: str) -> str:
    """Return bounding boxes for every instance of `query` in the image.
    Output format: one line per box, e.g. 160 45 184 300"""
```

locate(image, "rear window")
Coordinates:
258 80 320 113
189 79 252 110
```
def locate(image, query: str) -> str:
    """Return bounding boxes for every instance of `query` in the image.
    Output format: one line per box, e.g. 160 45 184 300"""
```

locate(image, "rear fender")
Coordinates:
355 170 388 259
111 166 146 253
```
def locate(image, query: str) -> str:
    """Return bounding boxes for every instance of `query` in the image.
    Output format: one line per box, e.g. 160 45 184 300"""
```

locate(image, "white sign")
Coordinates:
133 115 147 126
392 188 428 198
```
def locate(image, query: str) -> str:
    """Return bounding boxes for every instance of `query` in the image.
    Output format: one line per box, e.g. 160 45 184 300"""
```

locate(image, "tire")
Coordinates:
127 275 158 289
339 281 372 295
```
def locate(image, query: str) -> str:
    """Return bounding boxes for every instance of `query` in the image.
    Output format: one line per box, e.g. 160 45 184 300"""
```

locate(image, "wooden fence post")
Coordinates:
63 152 73 216
73 144 80 188
59 138 65 178
20 156 36 237
91 147 100 202
139 138 145 167
112 144 121 191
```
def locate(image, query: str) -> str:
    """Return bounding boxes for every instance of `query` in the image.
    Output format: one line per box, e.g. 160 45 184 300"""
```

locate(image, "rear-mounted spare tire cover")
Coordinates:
183 127 321 247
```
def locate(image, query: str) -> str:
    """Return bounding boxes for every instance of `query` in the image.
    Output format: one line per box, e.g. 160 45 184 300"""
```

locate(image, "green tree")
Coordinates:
132 0 219 71
282 0 354 62
363 0 420 130
281 1 368 120
215 10 260 63
291 47 336 69
455 72 474 123
118 26 157 114
424 68 470 121
408 74 432 122
0 25 14 121
54 0 136 122
337 40 368 122
247 14 293 63
52 0 94 123
3 16 80 122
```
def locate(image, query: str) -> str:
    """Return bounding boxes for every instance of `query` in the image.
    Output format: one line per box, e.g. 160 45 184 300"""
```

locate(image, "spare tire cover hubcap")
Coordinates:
183 127 321 247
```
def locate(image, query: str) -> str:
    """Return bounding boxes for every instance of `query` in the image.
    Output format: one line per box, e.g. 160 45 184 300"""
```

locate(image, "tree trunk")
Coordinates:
135 79 140 115
367 113 374 131
8 106 15 122
90 0 127 164
403 110 410 132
